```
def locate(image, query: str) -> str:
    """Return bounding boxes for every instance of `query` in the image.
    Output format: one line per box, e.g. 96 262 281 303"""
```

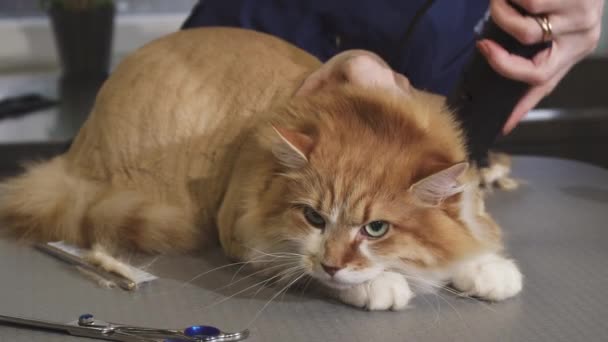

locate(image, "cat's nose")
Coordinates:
321 263 343 276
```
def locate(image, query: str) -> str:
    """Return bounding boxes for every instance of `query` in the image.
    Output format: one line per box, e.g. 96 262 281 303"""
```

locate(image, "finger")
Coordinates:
491 0 546 44
491 0 591 42
510 0 603 34
503 66 570 134
392 72 412 93
509 0 566 14
478 39 556 85
502 85 546 134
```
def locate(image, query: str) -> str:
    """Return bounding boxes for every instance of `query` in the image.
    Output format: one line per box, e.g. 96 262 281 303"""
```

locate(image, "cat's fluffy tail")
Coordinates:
0 156 201 252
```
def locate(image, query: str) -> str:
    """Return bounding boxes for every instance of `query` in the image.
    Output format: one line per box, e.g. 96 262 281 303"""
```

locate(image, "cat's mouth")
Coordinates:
310 265 383 289
305 257 384 288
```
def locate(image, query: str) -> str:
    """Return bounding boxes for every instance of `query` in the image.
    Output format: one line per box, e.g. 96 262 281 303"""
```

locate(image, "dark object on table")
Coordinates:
0 94 57 120
43 0 115 84
446 3 551 167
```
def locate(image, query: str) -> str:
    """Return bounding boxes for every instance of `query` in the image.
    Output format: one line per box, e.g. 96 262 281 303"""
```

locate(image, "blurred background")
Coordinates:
0 0 606 177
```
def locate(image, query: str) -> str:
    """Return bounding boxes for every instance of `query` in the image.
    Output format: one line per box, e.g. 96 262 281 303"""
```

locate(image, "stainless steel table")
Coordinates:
1 156 607 342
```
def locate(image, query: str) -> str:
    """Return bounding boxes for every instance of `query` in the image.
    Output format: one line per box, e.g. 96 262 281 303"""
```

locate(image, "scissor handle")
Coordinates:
115 325 250 341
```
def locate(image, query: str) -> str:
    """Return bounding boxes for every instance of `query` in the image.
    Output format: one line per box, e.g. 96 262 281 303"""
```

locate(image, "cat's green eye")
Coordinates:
303 206 326 229
362 220 390 238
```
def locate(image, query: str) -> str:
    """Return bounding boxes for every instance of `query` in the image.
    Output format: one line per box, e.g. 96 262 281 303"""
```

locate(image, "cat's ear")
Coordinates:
409 162 469 205
296 50 410 96
271 126 315 168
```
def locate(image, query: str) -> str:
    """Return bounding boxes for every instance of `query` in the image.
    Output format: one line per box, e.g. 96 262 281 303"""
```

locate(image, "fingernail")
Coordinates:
503 121 515 135
477 41 490 56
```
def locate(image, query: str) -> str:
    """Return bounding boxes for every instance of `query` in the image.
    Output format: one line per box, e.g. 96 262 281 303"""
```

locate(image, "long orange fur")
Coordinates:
0 27 519 308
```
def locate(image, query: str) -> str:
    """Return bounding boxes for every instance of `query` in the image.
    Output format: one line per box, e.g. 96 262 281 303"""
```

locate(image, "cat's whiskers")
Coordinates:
182 260 260 287
415 276 498 314
244 246 305 259
246 270 308 328
256 265 305 293
400 273 495 329
219 260 302 293
432 290 464 326
141 248 305 302
177 258 284 290
134 258 287 300
229 246 306 289
201 265 306 310
280 273 311 302
404 275 468 328
418 289 441 325
298 274 315 298
395 271 498 312
229 252 300 282
251 265 306 298
432 291 443 325
138 255 160 272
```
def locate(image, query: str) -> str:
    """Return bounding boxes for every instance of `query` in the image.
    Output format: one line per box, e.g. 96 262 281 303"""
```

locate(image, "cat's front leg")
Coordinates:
451 253 523 301
335 271 413 311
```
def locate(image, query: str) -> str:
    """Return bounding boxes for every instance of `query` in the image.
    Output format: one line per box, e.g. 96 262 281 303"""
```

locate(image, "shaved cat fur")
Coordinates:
0 28 521 310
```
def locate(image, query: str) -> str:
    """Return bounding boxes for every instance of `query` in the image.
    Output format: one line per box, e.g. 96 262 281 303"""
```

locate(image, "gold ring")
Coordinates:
535 15 553 42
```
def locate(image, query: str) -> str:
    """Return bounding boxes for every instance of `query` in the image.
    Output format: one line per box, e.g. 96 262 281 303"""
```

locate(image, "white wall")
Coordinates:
0 14 187 72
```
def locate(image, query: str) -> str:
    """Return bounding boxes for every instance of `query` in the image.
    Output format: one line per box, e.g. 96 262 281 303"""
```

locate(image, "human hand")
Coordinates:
478 0 604 134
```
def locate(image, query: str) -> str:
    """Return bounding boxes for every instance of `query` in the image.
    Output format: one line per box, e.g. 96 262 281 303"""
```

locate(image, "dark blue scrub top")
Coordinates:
181 0 489 96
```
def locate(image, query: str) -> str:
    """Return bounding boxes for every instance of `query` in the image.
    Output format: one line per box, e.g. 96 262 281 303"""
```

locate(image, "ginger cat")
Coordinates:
0 28 521 310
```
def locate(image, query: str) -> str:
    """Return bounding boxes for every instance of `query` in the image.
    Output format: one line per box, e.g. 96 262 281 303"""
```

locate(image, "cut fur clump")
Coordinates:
0 27 522 310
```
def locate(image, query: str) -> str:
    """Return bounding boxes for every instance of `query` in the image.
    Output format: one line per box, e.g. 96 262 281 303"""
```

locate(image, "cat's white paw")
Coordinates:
451 254 522 301
337 271 413 311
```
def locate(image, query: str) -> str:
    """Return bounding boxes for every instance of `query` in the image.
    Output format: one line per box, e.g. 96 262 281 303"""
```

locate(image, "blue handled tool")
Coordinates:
0 313 249 342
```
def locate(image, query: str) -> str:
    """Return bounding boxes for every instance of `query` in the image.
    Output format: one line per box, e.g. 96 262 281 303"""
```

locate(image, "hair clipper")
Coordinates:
446 2 551 167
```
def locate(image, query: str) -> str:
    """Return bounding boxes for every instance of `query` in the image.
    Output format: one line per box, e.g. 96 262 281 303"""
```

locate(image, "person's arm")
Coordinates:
478 0 605 134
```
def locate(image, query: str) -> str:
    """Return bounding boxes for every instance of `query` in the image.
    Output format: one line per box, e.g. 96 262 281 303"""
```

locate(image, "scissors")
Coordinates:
0 313 249 342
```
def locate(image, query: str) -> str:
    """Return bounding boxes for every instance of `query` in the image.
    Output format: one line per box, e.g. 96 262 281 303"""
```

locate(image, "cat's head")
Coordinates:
251 52 498 289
